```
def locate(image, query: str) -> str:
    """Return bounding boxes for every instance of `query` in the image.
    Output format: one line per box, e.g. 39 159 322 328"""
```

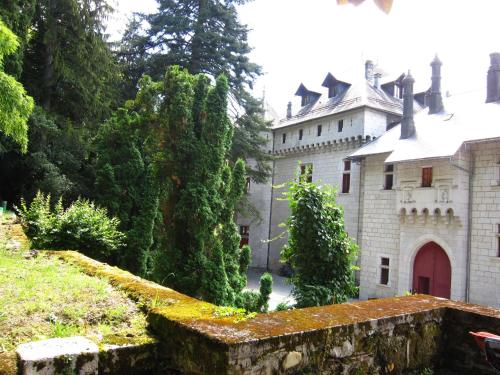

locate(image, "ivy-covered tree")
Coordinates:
281 173 358 308
117 0 272 182
0 20 33 152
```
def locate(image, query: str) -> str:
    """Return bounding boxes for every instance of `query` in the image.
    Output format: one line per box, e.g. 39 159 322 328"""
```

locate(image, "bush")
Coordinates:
17 192 124 261
234 272 273 313
281 175 358 308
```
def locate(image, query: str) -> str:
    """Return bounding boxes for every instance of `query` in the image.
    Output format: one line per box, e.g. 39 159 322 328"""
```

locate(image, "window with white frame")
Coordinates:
380 257 390 285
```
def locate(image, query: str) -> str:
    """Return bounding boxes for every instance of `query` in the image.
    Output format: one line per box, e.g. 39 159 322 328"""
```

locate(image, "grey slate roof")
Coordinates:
275 76 420 130
349 91 500 163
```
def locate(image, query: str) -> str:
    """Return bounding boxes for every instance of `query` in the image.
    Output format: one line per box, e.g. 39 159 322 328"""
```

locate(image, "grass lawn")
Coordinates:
0 216 151 356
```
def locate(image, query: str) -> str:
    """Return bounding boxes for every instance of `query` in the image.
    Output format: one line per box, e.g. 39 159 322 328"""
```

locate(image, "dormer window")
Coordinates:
295 83 320 108
328 86 337 98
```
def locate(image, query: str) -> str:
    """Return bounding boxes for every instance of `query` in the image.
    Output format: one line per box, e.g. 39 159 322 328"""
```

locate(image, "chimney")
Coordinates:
429 55 444 114
400 71 416 139
365 60 374 83
374 72 382 89
286 101 292 119
486 52 500 103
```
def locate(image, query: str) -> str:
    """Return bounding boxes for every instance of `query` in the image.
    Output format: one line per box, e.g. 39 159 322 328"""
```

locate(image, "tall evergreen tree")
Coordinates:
117 0 272 182
151 66 251 305
0 0 120 204
0 20 33 152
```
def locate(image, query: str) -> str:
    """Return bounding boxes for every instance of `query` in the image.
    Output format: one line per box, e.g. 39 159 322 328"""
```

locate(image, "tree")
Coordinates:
0 0 120 204
0 20 33 152
150 66 268 306
117 0 272 182
94 77 161 276
281 172 358 308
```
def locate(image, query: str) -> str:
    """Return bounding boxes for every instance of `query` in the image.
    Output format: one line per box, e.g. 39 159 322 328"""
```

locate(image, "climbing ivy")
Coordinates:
281 173 358 307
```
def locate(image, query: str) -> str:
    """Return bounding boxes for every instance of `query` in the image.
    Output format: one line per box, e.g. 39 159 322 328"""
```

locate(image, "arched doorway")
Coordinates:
412 242 451 298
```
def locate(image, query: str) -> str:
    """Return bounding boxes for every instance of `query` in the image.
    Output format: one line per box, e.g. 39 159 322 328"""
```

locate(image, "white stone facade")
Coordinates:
237 59 500 309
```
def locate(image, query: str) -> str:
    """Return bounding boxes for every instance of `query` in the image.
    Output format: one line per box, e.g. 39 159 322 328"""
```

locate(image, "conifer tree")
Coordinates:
118 0 272 182
152 66 254 305
0 20 33 152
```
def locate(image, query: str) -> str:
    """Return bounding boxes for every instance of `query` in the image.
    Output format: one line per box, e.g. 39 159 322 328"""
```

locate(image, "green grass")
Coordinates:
0 222 150 353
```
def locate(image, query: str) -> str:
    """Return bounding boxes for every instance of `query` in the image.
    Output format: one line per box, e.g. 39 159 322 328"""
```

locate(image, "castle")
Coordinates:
238 53 500 308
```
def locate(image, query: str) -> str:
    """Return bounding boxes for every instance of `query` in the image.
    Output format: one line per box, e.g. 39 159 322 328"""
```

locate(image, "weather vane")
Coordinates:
337 0 393 14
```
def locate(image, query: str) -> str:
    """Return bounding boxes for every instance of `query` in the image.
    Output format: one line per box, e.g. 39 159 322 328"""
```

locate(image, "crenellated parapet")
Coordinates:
273 134 375 156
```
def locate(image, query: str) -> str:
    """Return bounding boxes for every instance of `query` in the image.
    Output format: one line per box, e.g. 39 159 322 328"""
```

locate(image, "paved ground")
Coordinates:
245 268 295 311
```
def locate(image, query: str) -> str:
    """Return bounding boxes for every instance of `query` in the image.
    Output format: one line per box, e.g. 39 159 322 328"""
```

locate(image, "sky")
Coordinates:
108 0 500 118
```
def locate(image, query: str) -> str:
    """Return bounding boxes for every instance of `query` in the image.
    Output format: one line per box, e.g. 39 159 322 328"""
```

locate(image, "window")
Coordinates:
282 133 287 144
299 129 303 140
497 224 500 257
317 125 322 137
328 86 337 98
380 257 390 285
300 163 313 183
245 177 251 193
422 167 433 187
342 160 351 193
338 120 344 132
496 156 500 185
384 164 394 190
239 225 249 248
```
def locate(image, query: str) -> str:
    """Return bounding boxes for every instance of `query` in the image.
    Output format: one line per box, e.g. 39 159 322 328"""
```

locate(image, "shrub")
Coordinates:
281 175 358 308
17 192 124 261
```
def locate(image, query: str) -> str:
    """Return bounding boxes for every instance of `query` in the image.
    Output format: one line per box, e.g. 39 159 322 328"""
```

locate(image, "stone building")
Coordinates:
238 54 500 308
350 54 500 307
238 60 424 270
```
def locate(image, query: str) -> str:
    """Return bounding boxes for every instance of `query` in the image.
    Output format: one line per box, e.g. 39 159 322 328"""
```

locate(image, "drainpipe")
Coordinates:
266 131 276 272
355 158 365 286
449 148 473 302
465 149 474 302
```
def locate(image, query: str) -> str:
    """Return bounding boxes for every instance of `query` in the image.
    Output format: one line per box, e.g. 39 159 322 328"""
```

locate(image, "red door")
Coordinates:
412 242 451 298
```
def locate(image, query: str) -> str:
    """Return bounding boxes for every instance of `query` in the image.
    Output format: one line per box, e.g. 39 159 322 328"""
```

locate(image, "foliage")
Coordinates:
0 20 33 152
93 78 161 276
145 66 267 307
118 0 272 182
16 191 124 261
275 302 293 312
22 0 119 124
0 0 120 205
235 272 272 313
281 175 358 308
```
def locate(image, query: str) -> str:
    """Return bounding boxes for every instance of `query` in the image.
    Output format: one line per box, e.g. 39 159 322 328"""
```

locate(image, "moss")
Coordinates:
75 352 95 373
0 352 17 375
53 354 74 375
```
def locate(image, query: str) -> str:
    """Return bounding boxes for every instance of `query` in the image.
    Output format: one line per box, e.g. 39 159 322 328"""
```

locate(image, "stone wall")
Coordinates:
12 248 500 375
469 140 500 307
359 148 472 302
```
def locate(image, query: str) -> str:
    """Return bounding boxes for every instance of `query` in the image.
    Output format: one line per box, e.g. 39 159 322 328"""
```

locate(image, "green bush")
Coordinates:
281 174 358 308
17 191 124 261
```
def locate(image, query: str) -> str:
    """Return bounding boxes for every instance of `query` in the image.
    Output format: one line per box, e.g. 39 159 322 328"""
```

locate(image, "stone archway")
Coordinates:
412 241 451 298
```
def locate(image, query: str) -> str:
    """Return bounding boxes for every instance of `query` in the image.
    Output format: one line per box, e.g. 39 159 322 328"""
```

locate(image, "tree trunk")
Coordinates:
189 0 207 74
